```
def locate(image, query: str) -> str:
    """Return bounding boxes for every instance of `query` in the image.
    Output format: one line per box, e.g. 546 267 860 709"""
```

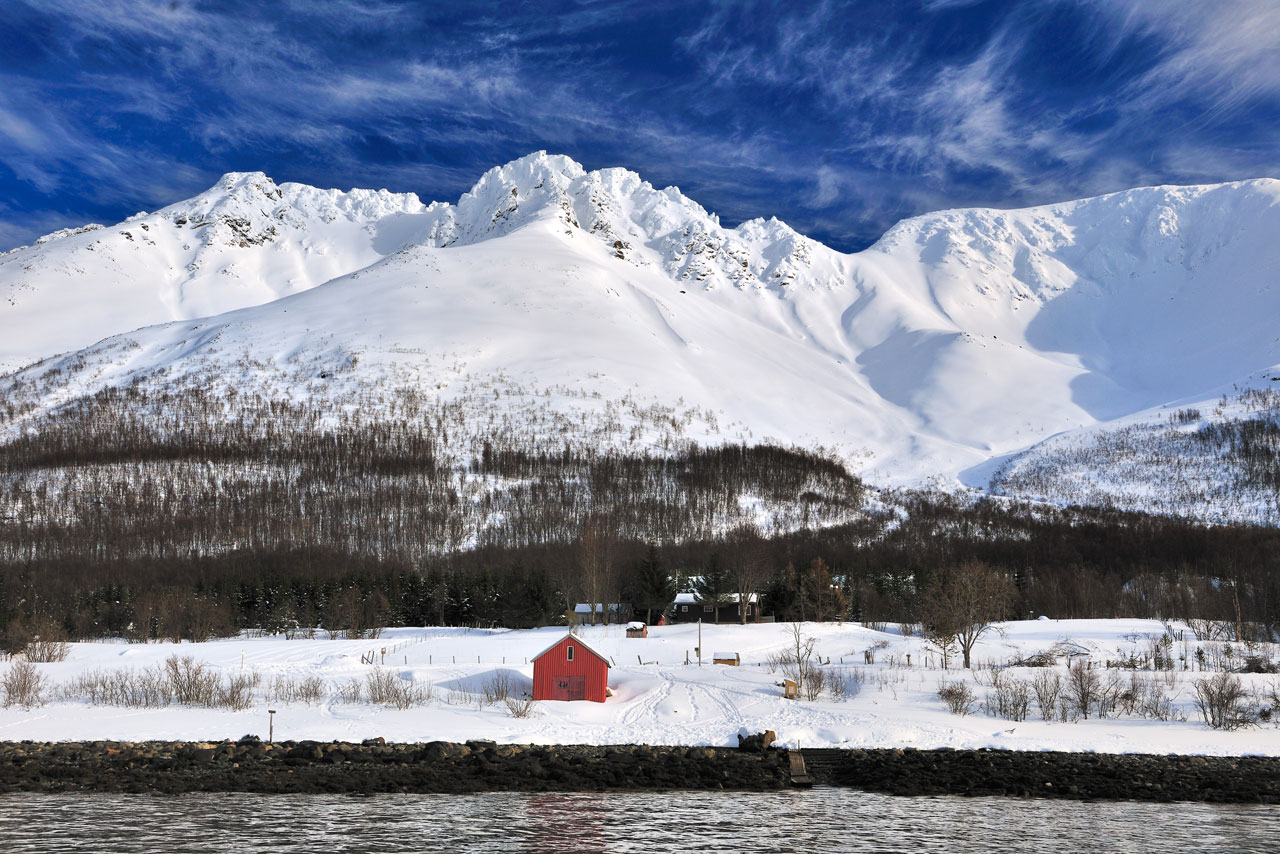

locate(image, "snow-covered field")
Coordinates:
3 619 1277 756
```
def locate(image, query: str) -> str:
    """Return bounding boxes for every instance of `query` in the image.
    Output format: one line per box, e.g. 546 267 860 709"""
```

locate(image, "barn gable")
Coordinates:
531 633 611 703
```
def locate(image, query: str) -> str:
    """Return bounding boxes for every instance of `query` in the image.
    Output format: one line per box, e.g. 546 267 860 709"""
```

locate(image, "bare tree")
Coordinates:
576 514 618 625
724 524 769 624
918 561 1015 669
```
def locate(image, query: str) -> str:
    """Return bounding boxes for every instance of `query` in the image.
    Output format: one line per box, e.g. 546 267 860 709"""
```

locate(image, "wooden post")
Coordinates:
268 709 276 744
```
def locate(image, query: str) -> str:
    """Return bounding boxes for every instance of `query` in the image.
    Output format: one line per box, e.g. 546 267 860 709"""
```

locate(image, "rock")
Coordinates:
737 731 777 753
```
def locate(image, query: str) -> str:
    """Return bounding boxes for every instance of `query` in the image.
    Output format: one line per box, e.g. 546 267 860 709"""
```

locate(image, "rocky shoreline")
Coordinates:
814 747 1280 803
0 741 1277 802
0 740 790 794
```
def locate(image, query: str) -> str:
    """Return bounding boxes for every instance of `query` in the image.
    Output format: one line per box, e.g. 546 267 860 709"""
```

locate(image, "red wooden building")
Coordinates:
532 634 611 702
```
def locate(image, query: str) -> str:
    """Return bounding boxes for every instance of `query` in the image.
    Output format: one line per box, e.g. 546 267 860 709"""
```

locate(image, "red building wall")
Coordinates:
532 635 610 702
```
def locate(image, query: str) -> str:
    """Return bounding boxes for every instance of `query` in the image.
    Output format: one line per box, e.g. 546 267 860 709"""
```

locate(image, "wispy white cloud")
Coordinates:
1 0 1277 253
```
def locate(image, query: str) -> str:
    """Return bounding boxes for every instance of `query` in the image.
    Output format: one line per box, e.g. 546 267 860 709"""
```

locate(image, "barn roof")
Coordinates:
530 633 612 667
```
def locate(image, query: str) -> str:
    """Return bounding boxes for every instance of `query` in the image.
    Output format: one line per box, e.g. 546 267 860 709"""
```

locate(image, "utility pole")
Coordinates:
697 619 702 667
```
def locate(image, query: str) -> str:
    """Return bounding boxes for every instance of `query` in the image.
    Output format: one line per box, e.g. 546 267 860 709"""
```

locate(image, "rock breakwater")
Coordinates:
0 740 790 794
2 742 1277 802
821 748 1280 803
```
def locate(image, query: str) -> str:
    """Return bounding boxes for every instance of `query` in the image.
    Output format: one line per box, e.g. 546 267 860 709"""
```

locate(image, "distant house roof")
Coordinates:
573 602 627 614
674 592 758 604
530 633 612 666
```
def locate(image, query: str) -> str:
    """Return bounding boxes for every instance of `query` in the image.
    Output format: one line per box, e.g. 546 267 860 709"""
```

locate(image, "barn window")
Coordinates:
567 645 575 661
703 605 713 612
681 605 688 612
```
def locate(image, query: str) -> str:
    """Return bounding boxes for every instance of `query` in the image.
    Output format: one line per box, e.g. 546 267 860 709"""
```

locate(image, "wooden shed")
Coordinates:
625 621 648 638
712 651 740 666
532 634 611 702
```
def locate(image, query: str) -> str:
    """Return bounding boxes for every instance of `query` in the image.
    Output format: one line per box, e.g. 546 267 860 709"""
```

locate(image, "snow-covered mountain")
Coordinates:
0 171 435 374
4 152 1280 499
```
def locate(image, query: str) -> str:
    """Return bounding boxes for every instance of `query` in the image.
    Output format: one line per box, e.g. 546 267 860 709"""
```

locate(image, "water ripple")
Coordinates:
0 790 1275 853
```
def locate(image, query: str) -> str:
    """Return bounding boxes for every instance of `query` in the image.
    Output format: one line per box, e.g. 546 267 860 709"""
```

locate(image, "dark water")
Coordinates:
1 789 1276 852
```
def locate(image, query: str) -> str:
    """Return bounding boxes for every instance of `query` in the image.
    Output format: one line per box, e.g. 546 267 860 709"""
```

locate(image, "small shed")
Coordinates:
626 621 648 638
712 651 740 666
532 634 611 702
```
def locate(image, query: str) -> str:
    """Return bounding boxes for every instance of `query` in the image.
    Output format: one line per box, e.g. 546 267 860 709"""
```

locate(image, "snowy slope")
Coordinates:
0 172 436 373
4 153 1280 490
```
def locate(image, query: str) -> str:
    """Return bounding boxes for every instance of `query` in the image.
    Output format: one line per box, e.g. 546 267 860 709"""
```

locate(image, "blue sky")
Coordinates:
2 0 1278 252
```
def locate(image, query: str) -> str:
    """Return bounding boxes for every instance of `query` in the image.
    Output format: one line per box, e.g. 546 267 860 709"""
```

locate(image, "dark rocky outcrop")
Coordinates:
0 741 789 795
2 741 1276 802
807 747 1280 803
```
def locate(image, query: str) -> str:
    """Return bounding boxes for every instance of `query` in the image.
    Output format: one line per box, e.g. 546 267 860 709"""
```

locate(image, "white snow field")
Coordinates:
4 153 1280 497
3 620 1278 756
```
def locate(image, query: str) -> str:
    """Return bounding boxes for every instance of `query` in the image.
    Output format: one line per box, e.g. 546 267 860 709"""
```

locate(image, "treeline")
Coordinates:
3 491 1280 650
0 384 863 565
3 380 1279 651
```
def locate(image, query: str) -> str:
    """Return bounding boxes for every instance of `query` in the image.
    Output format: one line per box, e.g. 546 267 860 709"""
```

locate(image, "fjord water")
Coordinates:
1 790 1274 852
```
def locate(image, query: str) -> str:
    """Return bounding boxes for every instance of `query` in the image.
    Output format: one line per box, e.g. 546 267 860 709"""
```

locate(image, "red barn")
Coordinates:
532 634 610 702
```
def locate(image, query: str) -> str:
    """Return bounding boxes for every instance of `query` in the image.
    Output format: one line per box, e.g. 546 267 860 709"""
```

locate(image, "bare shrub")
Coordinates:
2 661 45 707
335 678 362 703
63 665 170 706
802 667 826 701
984 671 1031 722
1264 680 1280 726
774 624 818 686
65 666 171 707
1065 662 1101 720
504 693 537 718
1193 672 1257 730
1139 679 1179 722
365 669 429 709
1032 670 1063 721
24 639 70 663
482 671 514 704
1113 672 1145 716
938 681 976 715
365 669 399 705
1094 673 1121 719
826 667 863 700
269 674 325 705
214 672 256 711
165 655 218 705
1011 650 1056 668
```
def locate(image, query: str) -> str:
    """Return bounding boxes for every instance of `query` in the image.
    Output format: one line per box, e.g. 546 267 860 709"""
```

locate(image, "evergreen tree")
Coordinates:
694 552 732 623
633 543 679 624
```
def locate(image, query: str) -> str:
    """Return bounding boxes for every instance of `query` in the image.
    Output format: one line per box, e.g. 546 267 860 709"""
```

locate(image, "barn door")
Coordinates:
553 676 586 700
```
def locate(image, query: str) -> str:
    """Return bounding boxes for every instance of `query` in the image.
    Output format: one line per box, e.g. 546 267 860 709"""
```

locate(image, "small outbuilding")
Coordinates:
712 651 740 666
532 634 611 702
626 621 648 638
